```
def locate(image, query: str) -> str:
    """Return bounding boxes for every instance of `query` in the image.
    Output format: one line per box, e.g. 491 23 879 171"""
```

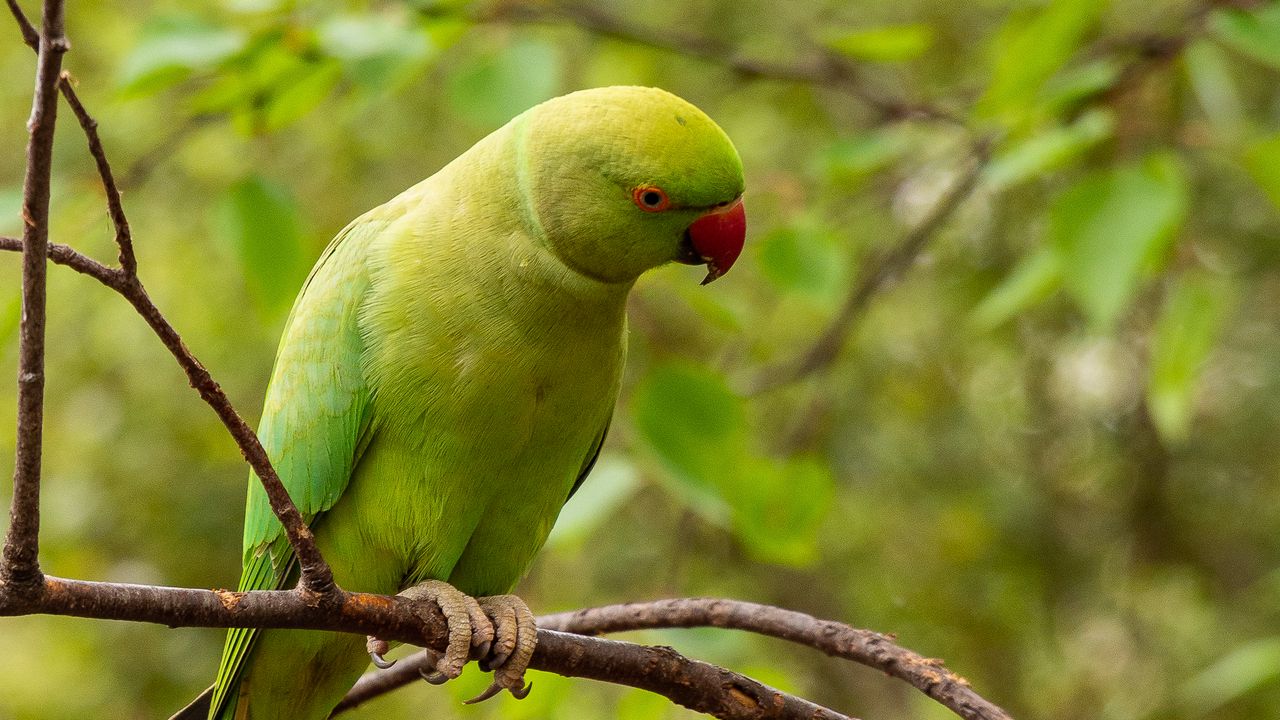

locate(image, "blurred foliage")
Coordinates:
2 0 1280 718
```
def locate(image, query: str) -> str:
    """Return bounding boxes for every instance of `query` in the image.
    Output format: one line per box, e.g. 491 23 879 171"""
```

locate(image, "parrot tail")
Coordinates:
168 685 213 720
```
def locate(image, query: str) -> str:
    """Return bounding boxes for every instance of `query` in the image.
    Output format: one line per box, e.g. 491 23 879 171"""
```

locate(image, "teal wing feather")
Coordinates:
208 216 385 719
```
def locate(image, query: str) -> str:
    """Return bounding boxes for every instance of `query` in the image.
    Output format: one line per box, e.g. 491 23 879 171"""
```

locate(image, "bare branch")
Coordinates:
1 0 67 593
3 0 37 48
538 599 1012 720
56 71 136 275
434 2 962 126
0 577 855 720
342 598 1009 720
2 1 334 594
745 139 992 395
0 236 120 285
338 629 855 720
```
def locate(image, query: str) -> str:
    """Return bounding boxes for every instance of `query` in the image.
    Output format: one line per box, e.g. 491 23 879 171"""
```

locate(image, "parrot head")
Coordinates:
517 86 746 285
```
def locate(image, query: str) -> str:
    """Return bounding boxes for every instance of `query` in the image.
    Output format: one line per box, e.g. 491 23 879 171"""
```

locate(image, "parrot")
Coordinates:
170 85 746 720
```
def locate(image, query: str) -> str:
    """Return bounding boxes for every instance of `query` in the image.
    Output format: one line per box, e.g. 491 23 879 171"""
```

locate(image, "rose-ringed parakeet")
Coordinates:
171 86 746 720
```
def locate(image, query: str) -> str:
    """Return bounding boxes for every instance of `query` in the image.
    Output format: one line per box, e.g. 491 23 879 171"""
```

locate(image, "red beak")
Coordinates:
686 198 746 285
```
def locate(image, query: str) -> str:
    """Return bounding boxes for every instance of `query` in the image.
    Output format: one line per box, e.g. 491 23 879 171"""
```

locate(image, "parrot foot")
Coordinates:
463 594 537 704
365 580 495 682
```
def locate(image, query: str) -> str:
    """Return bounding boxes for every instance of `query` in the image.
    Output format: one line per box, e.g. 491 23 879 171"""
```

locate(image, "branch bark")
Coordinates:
430 2 962 127
3 0 334 594
340 599 1010 720
744 139 992 395
1 0 66 593
0 577 855 720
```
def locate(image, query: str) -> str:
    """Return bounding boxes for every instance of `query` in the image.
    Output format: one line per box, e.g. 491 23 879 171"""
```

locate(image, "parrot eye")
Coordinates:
632 186 670 212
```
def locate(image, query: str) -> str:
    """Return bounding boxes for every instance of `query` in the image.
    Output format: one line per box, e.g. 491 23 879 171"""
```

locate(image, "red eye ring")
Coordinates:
632 186 670 212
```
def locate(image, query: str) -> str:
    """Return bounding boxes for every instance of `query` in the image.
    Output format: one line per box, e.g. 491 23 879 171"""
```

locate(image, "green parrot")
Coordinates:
172 86 746 720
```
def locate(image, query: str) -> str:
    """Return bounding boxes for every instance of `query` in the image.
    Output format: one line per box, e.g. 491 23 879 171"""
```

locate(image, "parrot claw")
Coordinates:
464 680 531 705
366 637 396 669
467 594 538 702
419 667 450 685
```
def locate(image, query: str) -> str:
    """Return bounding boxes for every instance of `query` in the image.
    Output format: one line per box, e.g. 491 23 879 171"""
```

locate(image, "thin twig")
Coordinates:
745 139 993 395
57 71 135 274
337 630 855 719
539 599 1011 720
3 0 334 594
1 0 67 593
0 237 119 284
436 2 962 126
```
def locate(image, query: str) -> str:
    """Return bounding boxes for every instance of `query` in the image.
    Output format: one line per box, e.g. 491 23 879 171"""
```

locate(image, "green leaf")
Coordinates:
1147 273 1230 444
317 11 434 90
819 129 913 184
631 363 746 521
1050 154 1188 329
1184 40 1245 138
632 364 833 564
976 0 1110 123
118 17 247 96
1242 132 1280 213
1211 5 1280 71
1037 59 1119 114
731 456 833 566
446 38 561 129
970 248 1062 331
214 176 309 315
545 456 641 548
756 224 845 299
825 24 934 62
1181 637 1280 714
983 109 1113 191
264 60 342 130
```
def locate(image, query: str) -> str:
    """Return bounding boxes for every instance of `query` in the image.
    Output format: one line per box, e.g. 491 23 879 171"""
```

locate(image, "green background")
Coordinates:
2 0 1279 718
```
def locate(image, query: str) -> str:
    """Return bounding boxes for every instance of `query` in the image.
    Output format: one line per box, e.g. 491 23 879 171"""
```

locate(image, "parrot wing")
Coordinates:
208 214 385 719
567 418 610 501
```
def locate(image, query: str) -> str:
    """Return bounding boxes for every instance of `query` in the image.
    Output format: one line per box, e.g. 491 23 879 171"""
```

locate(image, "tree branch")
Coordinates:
539 599 1011 720
0 577 856 720
340 598 1009 720
745 138 992 395
434 1 962 126
3 0 334 594
1 0 66 593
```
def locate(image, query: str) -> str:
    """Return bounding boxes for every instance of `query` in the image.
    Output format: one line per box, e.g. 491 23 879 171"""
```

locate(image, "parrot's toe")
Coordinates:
394 580 495 681
365 636 395 669
464 594 537 703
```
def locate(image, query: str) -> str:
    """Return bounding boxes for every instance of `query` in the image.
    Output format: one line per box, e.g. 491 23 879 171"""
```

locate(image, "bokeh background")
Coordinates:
3 0 1280 718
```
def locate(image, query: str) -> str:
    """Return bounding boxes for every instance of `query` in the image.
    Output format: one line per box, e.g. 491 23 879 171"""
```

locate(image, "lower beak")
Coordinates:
683 198 746 285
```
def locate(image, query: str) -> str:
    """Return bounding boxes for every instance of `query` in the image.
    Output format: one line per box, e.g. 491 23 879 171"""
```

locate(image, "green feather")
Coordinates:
191 87 743 720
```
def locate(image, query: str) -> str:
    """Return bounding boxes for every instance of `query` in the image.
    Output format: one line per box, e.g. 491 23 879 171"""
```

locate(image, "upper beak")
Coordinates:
680 198 746 285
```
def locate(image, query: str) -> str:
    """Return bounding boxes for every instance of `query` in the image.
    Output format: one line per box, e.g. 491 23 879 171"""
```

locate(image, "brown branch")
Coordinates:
1 0 66 593
3 1 334 594
57 71 136 274
0 236 118 284
745 139 993 395
539 599 1011 720
341 598 1009 720
338 630 854 719
437 2 962 126
0 577 853 720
